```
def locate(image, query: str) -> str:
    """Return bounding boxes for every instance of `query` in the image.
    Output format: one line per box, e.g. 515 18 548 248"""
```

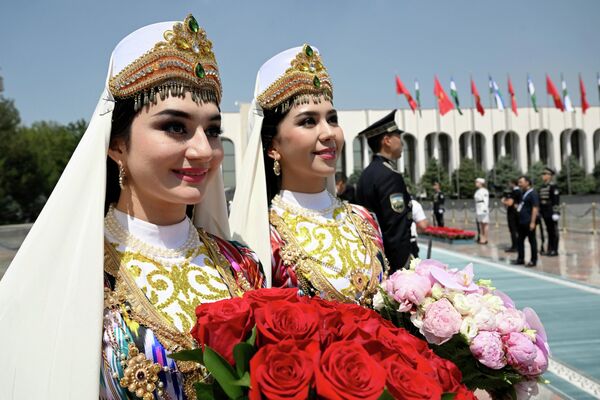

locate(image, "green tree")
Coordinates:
0 96 23 223
420 158 451 198
557 155 595 194
527 161 546 190
452 158 485 199
488 156 522 195
593 162 600 193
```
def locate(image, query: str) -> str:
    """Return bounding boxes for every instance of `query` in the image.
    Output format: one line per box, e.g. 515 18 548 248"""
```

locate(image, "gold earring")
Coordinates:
118 162 126 189
273 160 281 176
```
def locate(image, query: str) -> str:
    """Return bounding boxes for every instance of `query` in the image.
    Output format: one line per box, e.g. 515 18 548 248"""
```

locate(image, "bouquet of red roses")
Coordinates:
171 288 477 400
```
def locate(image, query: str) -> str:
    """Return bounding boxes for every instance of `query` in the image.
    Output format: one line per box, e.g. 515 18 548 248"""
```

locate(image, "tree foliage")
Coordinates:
557 155 596 195
451 158 486 199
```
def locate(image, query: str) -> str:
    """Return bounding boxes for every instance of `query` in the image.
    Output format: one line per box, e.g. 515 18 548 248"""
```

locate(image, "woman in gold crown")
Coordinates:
230 45 388 306
0 15 264 399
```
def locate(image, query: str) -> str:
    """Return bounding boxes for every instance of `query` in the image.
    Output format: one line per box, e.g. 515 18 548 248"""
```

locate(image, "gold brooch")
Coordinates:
119 344 163 400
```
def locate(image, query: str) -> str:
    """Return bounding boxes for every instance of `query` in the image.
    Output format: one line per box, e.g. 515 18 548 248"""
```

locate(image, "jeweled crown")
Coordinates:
109 14 222 110
257 44 333 111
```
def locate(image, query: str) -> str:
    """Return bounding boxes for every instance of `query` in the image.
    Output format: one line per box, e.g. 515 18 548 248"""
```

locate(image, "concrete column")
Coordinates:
417 135 426 184
532 131 540 164
551 130 562 172
584 130 595 173
362 135 370 168
517 132 527 172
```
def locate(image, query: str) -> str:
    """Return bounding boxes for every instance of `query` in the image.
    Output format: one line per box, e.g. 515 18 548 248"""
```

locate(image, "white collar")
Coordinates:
111 207 190 249
279 189 334 211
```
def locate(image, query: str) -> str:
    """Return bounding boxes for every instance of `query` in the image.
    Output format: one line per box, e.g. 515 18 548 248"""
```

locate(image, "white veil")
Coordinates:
0 20 229 399
229 46 336 287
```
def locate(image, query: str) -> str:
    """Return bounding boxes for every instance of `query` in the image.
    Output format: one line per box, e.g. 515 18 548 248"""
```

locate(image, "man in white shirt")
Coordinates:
474 178 489 244
410 199 429 258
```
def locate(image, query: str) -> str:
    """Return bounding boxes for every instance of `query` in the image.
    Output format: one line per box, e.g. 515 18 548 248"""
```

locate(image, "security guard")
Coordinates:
539 167 560 256
432 181 445 227
356 110 413 272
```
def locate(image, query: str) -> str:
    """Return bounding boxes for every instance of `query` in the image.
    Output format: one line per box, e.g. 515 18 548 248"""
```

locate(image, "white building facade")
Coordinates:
219 105 600 189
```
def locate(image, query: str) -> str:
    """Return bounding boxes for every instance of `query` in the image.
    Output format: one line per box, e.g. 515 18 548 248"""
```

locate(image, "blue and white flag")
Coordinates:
488 76 505 111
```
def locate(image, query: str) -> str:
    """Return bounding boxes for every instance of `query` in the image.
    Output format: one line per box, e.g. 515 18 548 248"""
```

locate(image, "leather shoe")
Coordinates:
526 261 537 267
548 251 558 257
540 250 548 256
511 259 525 265
504 248 517 253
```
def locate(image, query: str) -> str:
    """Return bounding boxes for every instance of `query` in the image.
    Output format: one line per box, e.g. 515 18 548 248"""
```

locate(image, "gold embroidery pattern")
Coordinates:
270 204 385 305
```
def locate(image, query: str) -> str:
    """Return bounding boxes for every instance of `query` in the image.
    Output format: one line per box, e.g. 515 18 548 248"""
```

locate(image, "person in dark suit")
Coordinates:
432 181 445 227
501 179 521 252
539 167 560 256
356 110 413 272
511 175 539 267
335 172 356 203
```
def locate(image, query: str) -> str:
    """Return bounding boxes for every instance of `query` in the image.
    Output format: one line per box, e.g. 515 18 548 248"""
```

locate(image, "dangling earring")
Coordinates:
118 161 126 189
273 160 281 176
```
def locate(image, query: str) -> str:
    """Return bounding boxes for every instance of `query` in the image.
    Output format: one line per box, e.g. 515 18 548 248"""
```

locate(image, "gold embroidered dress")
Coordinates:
270 190 388 306
101 207 263 400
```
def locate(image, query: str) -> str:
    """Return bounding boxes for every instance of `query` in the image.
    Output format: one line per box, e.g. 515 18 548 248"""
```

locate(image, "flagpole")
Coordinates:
488 76 496 186
526 74 532 135
469 74 476 168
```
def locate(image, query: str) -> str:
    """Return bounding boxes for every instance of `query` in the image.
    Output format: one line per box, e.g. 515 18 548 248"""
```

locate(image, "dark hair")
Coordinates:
105 97 136 214
335 172 347 184
367 135 383 153
518 175 532 185
261 107 289 202
508 178 518 186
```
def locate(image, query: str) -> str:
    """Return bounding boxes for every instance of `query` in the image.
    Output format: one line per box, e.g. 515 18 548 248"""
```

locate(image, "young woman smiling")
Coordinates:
230 45 389 307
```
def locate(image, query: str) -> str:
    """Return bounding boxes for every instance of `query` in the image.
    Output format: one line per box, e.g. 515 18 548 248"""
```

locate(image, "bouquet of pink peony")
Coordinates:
375 258 549 399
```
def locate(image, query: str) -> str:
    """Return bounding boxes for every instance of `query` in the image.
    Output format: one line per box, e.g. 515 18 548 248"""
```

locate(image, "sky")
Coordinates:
1 0 599 125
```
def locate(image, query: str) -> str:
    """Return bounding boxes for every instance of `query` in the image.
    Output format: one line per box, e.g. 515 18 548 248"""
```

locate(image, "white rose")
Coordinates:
465 293 483 315
482 293 505 313
430 283 444 300
474 307 497 331
373 291 385 311
410 311 424 329
460 317 479 341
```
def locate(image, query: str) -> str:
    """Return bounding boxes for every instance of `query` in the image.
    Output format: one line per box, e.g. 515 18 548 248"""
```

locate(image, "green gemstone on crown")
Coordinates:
305 45 314 57
195 63 206 79
313 76 321 88
187 15 200 33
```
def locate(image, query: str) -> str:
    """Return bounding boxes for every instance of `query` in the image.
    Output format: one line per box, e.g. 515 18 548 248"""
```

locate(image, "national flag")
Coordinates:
395 75 417 112
507 76 518 116
449 78 463 115
561 75 574 112
434 76 454 116
527 75 538 113
597 73 600 104
488 76 505 111
470 78 485 116
579 74 589 114
546 75 564 111
415 79 422 116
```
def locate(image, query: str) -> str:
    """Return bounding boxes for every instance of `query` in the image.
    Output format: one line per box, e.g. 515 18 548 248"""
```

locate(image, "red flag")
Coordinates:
470 78 485 116
579 74 590 114
546 75 564 111
507 76 518 116
395 75 417 112
434 76 454 115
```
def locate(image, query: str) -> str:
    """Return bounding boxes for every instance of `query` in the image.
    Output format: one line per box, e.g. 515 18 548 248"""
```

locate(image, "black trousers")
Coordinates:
517 224 537 263
434 209 444 227
410 241 419 258
541 213 559 252
507 210 519 249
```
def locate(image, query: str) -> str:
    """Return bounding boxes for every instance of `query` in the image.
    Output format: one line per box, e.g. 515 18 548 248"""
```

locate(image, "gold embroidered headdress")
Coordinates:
109 14 222 111
256 44 333 112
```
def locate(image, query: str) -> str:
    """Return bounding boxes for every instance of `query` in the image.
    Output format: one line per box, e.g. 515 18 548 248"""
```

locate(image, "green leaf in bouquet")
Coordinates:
194 382 215 400
441 393 456 400
203 346 244 399
167 348 204 364
233 343 255 378
377 388 395 400
246 326 257 346
230 371 251 387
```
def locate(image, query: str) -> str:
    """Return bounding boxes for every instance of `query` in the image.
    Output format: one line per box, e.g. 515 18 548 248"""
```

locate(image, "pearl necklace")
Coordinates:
271 192 345 226
105 205 201 261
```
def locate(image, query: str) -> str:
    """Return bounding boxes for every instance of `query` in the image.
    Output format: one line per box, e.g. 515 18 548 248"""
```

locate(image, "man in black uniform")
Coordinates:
511 175 539 267
539 167 560 256
432 181 445 227
356 110 413 272
501 179 521 252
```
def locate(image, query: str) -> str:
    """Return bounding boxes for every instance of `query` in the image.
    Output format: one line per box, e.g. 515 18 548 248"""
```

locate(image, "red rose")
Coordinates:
381 355 443 400
315 341 386 400
249 340 319 400
191 297 253 364
427 355 463 392
254 300 320 346
243 287 299 310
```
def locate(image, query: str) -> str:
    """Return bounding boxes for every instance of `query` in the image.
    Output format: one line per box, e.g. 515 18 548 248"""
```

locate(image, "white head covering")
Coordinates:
229 45 336 286
475 177 486 185
0 18 229 399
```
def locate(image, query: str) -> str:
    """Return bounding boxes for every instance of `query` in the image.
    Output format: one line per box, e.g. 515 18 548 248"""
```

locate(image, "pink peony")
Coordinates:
496 308 526 335
503 332 537 370
420 298 462 345
385 271 432 310
473 307 497 331
469 331 507 369
415 259 447 284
